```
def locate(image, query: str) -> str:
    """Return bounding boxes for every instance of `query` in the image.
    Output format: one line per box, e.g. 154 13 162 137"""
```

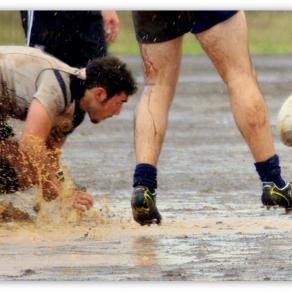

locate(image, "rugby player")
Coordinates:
130 11 291 225
0 46 137 212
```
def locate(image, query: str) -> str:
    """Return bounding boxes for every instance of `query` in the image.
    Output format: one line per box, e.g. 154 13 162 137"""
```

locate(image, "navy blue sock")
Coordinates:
133 163 157 194
254 154 286 188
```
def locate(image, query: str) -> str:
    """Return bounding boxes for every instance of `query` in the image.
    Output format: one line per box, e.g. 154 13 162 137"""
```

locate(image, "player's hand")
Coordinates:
102 11 120 43
73 191 94 212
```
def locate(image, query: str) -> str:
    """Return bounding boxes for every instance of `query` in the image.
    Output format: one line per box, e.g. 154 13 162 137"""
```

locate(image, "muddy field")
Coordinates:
2 55 292 281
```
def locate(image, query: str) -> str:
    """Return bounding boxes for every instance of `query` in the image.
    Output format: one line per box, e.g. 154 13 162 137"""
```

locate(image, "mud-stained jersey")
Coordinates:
0 46 86 135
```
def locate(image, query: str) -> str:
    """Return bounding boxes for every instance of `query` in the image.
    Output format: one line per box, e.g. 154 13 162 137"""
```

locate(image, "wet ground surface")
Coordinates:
2 55 292 280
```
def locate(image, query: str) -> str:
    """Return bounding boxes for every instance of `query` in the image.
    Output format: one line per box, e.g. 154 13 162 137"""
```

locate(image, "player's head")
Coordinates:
81 57 137 123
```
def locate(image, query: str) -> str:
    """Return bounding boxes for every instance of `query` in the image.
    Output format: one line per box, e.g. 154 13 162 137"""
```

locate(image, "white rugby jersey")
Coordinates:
0 46 86 136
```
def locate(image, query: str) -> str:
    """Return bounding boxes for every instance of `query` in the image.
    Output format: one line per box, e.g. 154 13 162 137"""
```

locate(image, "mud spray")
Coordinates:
0 121 123 245
0 162 115 243
35 165 114 226
35 166 78 225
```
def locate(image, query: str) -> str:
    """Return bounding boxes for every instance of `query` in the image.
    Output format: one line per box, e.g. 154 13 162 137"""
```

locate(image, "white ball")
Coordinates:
277 94 292 146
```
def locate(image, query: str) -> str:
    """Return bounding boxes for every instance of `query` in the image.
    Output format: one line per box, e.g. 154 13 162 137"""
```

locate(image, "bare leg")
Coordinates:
196 11 275 162
135 37 183 165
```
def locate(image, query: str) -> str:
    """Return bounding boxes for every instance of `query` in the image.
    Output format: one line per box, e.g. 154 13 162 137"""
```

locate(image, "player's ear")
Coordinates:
94 87 107 102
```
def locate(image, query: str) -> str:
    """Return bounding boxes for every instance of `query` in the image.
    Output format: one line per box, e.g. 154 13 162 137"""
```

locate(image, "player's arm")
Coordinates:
19 99 61 201
101 10 119 43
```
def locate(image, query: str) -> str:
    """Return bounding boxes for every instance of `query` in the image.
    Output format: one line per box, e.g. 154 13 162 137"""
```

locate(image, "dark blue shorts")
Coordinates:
132 11 238 43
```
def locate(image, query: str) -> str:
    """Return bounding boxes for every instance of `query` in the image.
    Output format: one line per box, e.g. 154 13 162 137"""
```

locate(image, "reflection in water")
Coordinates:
132 236 157 267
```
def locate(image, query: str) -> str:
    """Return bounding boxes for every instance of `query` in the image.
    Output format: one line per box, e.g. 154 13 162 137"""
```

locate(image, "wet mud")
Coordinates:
2 55 292 280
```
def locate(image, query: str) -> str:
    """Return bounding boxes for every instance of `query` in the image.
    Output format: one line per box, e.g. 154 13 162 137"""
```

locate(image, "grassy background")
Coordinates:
1 11 292 55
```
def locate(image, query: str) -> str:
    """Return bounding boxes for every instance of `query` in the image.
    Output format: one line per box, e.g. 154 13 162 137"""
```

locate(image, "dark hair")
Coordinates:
85 57 137 98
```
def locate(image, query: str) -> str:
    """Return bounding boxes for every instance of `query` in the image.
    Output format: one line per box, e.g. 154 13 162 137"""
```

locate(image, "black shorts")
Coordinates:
132 11 238 43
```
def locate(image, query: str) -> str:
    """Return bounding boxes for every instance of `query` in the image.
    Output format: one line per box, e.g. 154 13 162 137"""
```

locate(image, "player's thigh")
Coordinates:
139 37 183 85
195 11 254 83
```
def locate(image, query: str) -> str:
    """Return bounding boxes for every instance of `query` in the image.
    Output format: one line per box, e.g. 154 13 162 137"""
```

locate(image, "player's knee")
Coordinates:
141 48 180 82
224 67 255 89
278 94 292 146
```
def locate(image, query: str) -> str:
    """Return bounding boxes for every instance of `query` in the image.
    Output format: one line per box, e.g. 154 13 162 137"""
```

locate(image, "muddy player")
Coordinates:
0 46 137 212
130 11 292 225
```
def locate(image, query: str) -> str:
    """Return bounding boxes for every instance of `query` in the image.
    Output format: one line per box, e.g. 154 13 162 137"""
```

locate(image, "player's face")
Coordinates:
85 89 128 124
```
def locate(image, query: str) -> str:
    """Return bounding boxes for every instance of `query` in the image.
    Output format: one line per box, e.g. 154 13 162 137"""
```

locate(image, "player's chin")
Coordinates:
90 118 101 124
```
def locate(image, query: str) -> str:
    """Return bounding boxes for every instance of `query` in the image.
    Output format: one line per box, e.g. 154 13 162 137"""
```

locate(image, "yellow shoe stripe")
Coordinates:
144 192 154 204
271 188 291 206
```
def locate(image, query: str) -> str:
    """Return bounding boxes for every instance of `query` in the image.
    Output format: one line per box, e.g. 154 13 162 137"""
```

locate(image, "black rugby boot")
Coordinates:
262 182 292 212
131 186 162 226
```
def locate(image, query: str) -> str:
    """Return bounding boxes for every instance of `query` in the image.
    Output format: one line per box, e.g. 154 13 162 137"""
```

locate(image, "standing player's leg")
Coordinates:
131 37 183 225
196 11 291 210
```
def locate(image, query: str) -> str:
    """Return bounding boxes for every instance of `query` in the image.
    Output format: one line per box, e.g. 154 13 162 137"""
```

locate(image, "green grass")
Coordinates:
0 11 25 45
109 11 292 55
247 11 292 54
2 11 292 55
